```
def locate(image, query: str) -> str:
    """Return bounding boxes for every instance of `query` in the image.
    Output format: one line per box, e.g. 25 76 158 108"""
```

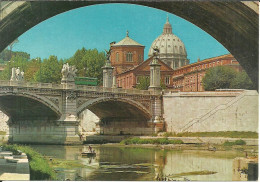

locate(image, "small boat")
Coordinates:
81 152 96 157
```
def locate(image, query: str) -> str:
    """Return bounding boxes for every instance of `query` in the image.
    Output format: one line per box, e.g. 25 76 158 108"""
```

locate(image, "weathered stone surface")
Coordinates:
0 82 159 143
0 151 30 181
163 90 258 133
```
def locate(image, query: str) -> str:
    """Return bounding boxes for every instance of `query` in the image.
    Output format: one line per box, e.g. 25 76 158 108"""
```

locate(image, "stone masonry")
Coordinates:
163 90 258 133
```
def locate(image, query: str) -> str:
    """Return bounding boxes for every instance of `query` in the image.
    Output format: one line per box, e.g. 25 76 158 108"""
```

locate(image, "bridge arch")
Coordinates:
0 92 62 120
0 1 258 89
77 97 152 121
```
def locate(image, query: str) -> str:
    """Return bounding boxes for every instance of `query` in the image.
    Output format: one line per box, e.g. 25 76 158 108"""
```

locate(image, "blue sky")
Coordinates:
12 3 229 63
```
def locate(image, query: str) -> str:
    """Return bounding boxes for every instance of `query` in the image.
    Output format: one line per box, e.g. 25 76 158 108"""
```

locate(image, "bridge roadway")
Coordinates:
0 80 162 144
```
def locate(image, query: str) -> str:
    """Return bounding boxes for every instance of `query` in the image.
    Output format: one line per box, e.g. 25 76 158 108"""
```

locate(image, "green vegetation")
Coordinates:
0 48 106 84
120 137 183 145
202 66 253 90
34 55 63 83
0 131 6 135
168 170 217 178
1 144 55 180
0 48 30 63
136 76 166 90
67 48 106 85
163 131 258 138
223 139 246 146
136 76 150 90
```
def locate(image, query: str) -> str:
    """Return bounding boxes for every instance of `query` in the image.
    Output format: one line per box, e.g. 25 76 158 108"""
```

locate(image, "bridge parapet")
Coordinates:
0 80 154 95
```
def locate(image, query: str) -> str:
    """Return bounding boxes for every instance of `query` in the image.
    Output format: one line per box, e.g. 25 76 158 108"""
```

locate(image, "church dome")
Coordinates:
148 17 189 69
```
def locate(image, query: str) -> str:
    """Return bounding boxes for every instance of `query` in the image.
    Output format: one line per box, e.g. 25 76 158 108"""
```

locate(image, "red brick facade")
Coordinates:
110 46 144 75
172 54 243 91
116 57 174 89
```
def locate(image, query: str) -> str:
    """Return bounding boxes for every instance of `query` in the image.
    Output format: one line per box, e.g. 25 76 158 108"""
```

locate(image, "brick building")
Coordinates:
172 54 243 91
110 31 144 75
109 20 244 91
116 56 174 89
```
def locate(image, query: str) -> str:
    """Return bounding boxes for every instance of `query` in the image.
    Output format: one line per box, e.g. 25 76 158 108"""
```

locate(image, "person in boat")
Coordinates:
88 145 92 153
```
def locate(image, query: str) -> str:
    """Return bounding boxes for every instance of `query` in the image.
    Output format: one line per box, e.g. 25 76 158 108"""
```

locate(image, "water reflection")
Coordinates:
31 145 244 181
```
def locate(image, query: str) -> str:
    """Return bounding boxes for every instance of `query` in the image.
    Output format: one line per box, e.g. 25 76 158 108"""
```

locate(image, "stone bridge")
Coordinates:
0 80 162 144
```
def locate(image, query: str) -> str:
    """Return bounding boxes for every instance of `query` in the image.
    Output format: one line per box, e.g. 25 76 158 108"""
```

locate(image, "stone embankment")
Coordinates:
0 148 30 180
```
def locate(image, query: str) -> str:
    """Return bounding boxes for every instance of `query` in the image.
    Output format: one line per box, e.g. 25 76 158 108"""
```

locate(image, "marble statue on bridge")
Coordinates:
61 63 77 84
10 67 24 82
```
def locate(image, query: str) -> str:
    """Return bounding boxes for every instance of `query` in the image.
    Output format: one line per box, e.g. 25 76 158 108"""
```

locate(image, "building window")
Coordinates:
116 52 119 62
165 76 170 85
209 63 211 67
126 52 133 62
136 76 140 84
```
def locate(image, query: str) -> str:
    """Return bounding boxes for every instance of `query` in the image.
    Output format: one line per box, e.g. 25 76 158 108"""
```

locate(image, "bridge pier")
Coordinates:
8 118 81 145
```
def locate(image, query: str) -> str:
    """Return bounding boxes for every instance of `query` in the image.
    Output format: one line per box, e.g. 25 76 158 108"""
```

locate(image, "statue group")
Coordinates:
61 63 77 83
10 67 24 82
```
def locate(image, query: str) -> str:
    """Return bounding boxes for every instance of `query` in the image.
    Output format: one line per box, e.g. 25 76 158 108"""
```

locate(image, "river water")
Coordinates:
31 145 244 181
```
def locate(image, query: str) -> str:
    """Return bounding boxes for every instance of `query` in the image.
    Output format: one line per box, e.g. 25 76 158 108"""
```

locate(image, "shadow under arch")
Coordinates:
0 1 258 89
77 97 152 121
0 92 62 120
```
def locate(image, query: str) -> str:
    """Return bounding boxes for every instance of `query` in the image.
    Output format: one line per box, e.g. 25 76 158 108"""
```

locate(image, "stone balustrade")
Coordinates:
0 80 154 95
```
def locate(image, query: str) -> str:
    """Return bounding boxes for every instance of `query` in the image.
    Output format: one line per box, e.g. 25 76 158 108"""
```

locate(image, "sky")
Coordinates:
12 3 229 63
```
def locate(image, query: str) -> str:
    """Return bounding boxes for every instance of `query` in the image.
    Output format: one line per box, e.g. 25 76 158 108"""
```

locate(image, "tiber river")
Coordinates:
31 145 244 181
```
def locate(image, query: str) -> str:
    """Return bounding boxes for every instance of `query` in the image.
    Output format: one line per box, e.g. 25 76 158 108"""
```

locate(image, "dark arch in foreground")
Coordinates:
0 1 258 89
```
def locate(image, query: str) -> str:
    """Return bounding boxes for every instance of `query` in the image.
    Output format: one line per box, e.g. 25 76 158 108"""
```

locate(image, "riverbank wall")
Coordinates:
163 90 258 133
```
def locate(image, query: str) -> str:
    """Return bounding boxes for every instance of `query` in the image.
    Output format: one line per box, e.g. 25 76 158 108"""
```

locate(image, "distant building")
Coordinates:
110 18 243 91
172 54 243 92
116 56 174 89
110 31 145 75
148 17 189 70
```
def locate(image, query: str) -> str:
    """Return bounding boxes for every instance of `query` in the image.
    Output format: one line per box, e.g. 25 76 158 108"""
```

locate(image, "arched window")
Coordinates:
126 52 133 62
116 52 119 62
165 76 170 85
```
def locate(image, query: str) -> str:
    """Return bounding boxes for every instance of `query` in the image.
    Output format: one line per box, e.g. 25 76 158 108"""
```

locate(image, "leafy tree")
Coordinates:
202 66 253 91
136 76 150 90
0 55 29 80
0 49 30 62
24 58 41 82
67 48 106 85
230 70 254 89
136 76 167 90
34 56 63 83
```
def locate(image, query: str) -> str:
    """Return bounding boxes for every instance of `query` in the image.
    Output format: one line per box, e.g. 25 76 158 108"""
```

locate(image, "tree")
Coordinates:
230 70 254 89
136 76 150 90
34 56 63 83
0 55 29 80
24 58 41 82
67 48 106 85
202 66 253 91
